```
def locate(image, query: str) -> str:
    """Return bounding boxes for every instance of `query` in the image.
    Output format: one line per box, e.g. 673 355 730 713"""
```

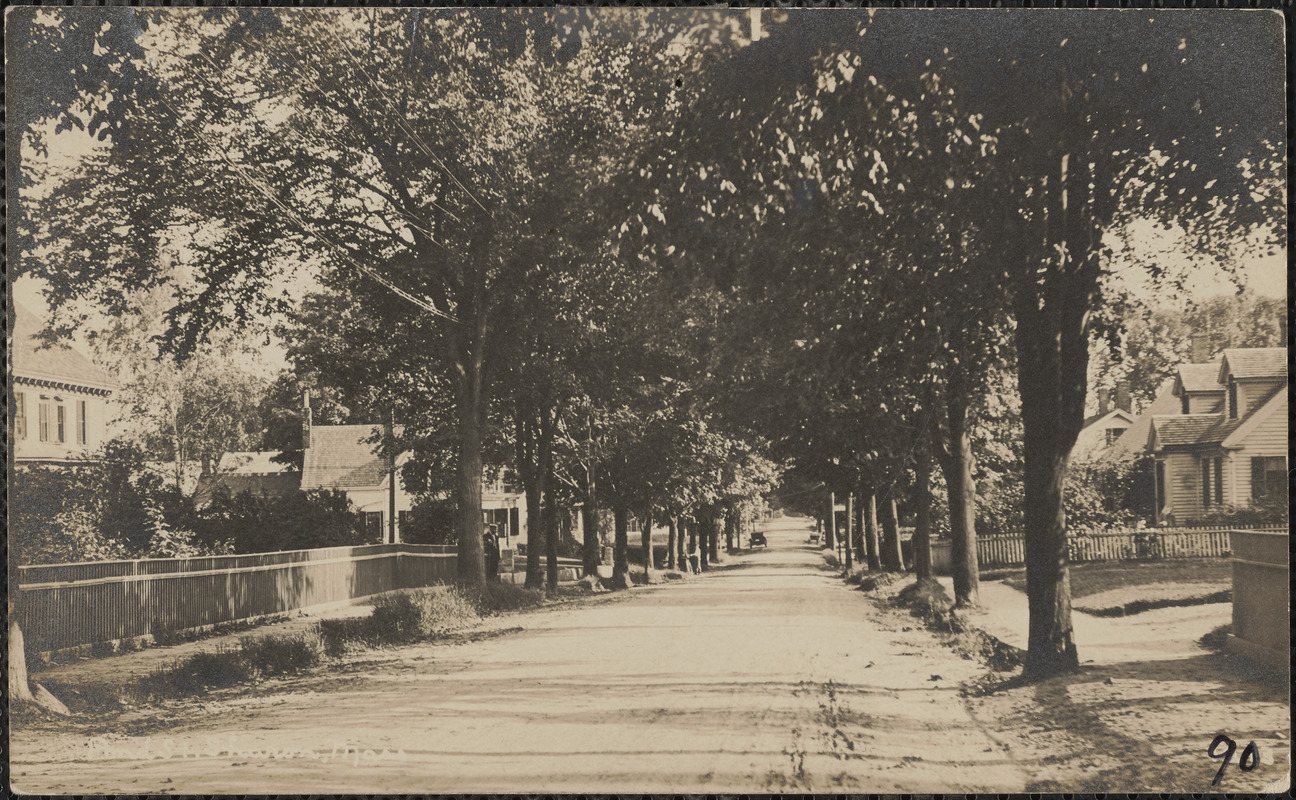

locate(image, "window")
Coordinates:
1227 378 1238 419
1201 457 1223 508
1180 393 1190 415
77 400 88 445
56 405 66 443
38 402 50 442
14 392 26 439
363 511 384 541
1154 460 1166 511
1104 427 1125 447
1251 456 1287 500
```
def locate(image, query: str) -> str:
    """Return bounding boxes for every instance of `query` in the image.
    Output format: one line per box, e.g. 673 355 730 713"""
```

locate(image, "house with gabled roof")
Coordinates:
1072 381 1135 459
299 412 526 550
10 303 117 466
300 423 411 543
1147 347 1287 524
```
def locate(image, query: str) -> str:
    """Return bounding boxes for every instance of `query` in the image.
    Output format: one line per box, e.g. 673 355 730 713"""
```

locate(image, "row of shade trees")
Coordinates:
12 9 1282 678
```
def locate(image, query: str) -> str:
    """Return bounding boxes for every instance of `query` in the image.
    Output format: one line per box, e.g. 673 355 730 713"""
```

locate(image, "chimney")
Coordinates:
301 391 312 451
1279 316 1288 345
1097 389 1110 415
1190 333 1211 364
1115 380 1131 413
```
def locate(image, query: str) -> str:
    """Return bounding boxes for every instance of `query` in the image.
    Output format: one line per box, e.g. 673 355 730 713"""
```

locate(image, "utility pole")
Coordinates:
386 407 397 545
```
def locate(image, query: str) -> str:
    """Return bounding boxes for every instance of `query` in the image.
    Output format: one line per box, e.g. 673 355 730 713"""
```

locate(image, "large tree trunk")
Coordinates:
862 489 881 571
666 516 677 570
454 359 487 586
706 509 721 565
545 498 559 593
696 518 709 572
612 506 630 589
723 507 737 552
850 487 860 562
517 408 544 589
640 513 655 584
581 499 601 578
823 490 836 551
8 617 34 705
879 492 904 572
913 448 933 582
943 383 981 608
843 493 854 571
1012 152 1093 678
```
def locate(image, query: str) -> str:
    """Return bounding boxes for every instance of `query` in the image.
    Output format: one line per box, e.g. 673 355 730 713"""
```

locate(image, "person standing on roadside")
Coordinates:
483 527 500 581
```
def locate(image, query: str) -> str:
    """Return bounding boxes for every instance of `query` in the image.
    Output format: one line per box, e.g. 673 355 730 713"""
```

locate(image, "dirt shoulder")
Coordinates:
866 574 1291 793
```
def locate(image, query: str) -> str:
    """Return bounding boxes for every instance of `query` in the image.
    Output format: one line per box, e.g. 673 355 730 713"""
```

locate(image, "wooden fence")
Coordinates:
931 525 1284 572
15 544 457 653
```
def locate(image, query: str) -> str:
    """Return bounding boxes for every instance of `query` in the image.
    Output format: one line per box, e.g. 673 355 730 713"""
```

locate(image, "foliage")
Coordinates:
1064 452 1156 531
86 285 273 481
1088 290 1287 410
186 487 374 555
9 440 224 566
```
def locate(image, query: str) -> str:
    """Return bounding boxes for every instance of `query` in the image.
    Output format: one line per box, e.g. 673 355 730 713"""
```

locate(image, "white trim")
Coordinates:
1220 385 1287 450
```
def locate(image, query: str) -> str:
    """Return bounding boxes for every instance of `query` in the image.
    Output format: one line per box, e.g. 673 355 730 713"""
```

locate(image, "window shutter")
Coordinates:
1251 457 1266 499
1201 459 1211 507
1228 379 1238 419
1213 458 1223 506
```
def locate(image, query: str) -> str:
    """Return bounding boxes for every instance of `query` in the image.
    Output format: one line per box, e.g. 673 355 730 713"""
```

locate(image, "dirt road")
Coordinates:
11 515 1025 794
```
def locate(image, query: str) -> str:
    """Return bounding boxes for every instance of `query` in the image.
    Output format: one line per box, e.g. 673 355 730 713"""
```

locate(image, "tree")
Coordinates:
15 8 724 586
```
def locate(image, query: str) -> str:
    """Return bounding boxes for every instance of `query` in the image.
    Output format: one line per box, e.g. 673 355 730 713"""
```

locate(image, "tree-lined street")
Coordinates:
7 8 1288 794
12 515 1289 794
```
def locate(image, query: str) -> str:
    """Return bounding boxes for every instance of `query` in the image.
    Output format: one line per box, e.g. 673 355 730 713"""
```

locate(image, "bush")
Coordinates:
240 629 324 676
8 441 225 566
469 582 546 614
189 487 374 554
140 646 256 696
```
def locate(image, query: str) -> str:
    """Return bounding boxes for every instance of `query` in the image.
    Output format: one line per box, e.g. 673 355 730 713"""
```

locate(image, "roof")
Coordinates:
1080 408 1135 432
1219 347 1287 381
1174 361 1223 395
193 472 303 507
1148 415 1222 450
300 424 405 491
216 451 297 475
10 302 116 392
1113 378 1179 453
1149 381 1287 452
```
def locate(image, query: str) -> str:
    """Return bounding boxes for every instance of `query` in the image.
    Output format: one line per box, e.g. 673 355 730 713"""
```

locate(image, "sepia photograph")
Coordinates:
5 5 1289 794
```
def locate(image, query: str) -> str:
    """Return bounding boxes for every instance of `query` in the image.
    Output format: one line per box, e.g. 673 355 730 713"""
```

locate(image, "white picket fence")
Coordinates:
930 525 1284 571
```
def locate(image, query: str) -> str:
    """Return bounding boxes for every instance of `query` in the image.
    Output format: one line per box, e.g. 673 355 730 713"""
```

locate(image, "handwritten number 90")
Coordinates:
1208 734 1259 785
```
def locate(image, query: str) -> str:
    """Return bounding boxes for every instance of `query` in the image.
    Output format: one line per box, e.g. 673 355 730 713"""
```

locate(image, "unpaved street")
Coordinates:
12 516 1024 794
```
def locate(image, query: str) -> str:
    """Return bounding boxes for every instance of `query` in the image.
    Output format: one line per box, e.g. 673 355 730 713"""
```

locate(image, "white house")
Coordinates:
1147 347 1287 524
299 421 526 549
1071 382 1135 458
10 303 116 466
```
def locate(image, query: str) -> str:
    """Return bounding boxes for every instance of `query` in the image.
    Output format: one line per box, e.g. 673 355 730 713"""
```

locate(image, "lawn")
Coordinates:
994 558 1233 615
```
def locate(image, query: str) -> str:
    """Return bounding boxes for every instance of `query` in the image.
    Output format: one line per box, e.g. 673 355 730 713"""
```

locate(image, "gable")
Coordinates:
301 424 406 490
1221 385 1288 450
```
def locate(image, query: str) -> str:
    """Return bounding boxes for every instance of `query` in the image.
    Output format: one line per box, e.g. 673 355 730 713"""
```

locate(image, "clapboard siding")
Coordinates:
1164 451 1204 521
16 544 456 653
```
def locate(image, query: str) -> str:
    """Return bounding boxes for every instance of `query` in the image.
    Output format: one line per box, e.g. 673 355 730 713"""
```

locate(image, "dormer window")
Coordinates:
1227 377 1238 419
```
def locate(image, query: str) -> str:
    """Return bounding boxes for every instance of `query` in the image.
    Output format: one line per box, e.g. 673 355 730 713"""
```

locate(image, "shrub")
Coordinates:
240 629 324 676
189 487 374 554
140 646 255 696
